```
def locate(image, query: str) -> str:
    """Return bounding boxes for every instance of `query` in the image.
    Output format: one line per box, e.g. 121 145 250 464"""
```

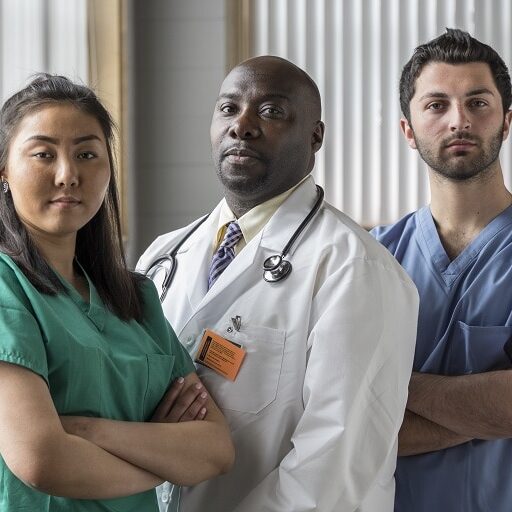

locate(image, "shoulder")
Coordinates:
136 215 212 273
370 210 419 254
0 253 34 310
313 203 418 291
316 202 402 262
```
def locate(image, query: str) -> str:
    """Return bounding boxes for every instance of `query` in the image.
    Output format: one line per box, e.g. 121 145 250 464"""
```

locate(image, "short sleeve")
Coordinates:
0 260 48 382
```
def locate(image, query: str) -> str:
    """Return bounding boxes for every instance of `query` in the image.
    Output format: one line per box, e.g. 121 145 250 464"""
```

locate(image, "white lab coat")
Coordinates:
137 177 418 512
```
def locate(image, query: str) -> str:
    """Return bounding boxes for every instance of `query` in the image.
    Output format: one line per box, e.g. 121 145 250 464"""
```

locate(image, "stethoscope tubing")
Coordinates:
144 186 324 299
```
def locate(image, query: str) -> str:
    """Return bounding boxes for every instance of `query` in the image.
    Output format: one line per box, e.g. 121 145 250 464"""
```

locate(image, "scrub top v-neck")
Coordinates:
0 252 195 512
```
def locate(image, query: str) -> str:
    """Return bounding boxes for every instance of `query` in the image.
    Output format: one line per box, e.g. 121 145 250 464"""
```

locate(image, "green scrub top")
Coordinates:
0 253 195 511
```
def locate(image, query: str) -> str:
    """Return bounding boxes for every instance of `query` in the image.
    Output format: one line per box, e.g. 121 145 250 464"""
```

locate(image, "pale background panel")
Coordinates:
0 0 88 103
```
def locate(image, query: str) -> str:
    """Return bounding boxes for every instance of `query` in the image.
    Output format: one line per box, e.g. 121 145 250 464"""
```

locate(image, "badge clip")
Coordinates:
231 315 242 332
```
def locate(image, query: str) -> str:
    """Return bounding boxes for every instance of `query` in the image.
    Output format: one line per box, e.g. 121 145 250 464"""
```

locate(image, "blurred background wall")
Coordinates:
1 0 511 266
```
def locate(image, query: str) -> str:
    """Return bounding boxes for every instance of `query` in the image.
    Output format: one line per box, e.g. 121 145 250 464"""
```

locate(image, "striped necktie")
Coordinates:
208 221 243 289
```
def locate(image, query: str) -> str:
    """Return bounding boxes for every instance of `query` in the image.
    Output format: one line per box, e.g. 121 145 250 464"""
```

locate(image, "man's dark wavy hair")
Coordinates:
399 28 512 122
0 73 144 321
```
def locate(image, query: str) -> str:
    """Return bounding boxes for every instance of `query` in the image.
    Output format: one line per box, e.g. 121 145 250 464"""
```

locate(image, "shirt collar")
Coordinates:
216 174 311 250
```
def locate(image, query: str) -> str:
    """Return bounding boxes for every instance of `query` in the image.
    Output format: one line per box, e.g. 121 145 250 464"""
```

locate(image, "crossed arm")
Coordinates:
0 361 234 499
399 370 512 456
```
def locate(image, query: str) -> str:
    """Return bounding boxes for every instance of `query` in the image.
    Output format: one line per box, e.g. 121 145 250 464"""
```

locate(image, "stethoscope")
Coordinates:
143 185 324 302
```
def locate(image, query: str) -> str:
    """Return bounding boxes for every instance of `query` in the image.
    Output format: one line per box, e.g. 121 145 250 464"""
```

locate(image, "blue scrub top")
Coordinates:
372 205 512 512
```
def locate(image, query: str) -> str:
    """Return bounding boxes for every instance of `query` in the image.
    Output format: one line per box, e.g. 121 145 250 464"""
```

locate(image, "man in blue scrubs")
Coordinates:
372 28 512 511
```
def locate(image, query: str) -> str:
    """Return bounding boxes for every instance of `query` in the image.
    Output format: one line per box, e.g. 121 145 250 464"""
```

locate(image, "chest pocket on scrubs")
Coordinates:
143 353 175 419
196 325 286 414
447 321 512 374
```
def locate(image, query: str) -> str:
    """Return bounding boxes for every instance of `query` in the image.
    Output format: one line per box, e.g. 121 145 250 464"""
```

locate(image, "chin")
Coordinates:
219 171 267 193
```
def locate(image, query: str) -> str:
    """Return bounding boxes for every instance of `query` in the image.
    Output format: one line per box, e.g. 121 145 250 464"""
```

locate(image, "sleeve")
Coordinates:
0 266 48 383
233 258 419 512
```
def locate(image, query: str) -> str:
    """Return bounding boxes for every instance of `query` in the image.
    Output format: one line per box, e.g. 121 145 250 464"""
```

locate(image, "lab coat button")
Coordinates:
161 491 169 503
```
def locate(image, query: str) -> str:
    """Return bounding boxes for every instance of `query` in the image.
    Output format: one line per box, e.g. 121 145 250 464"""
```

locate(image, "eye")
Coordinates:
469 99 488 108
33 151 53 159
260 105 283 117
77 151 96 160
426 102 445 112
219 103 236 114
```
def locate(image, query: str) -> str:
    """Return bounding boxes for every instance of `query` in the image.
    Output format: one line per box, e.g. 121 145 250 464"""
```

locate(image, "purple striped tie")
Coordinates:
208 222 243 289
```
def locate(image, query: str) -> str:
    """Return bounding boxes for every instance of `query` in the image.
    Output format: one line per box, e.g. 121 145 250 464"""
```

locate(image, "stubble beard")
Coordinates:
413 127 504 182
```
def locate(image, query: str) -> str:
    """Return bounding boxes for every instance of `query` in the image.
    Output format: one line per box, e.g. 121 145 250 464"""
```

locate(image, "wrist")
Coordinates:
408 372 440 414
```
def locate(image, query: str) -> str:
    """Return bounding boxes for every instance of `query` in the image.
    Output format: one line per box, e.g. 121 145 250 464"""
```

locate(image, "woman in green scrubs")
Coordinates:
0 75 234 511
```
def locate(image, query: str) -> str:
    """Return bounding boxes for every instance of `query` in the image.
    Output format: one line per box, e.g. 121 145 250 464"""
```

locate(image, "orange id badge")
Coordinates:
194 329 246 381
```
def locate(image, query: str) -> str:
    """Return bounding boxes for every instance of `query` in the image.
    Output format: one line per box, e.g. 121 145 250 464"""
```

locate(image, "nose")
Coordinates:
229 108 261 139
449 104 471 132
54 157 79 188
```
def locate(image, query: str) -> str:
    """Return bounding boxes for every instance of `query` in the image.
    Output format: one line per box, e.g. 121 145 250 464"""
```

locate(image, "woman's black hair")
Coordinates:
0 73 144 322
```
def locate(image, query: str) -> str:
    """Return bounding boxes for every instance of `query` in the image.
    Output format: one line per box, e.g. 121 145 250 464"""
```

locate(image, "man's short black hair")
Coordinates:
399 28 512 122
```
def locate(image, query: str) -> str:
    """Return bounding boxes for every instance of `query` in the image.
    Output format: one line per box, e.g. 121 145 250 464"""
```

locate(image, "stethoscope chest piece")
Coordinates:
263 255 292 283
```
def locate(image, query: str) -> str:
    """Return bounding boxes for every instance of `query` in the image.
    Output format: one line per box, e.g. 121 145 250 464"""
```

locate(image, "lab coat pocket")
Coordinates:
197 325 286 414
143 354 175 419
448 321 512 374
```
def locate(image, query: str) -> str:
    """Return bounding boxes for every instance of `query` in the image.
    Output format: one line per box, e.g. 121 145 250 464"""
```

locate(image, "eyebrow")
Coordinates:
418 88 495 102
24 134 102 144
217 92 291 102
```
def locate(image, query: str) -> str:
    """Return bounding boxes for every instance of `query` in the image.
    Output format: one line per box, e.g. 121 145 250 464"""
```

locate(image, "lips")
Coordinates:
445 139 476 148
50 196 81 205
223 147 262 159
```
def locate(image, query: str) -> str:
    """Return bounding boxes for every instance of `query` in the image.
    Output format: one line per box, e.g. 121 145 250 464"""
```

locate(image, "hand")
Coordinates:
152 377 208 423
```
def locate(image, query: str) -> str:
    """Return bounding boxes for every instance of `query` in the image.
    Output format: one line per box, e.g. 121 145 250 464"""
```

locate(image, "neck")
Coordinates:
28 229 77 282
429 162 512 258
224 194 250 218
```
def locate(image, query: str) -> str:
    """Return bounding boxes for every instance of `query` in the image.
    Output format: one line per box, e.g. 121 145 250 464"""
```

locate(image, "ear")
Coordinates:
502 110 512 141
311 121 325 153
400 117 417 150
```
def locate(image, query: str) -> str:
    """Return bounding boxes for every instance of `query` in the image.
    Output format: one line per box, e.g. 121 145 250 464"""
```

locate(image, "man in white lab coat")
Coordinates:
138 56 419 512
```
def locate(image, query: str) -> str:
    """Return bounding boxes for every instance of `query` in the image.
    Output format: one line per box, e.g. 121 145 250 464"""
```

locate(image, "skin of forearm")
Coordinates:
398 410 472 456
6 430 162 499
0 362 161 500
63 415 234 486
407 370 512 439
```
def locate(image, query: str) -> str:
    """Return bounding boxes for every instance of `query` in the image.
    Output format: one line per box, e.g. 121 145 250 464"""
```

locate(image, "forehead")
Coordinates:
13 103 104 140
218 64 303 102
413 61 499 100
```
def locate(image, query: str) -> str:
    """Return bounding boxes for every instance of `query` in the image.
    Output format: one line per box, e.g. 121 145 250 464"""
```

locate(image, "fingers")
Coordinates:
167 382 207 422
152 379 209 423
151 377 185 422
178 391 208 422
